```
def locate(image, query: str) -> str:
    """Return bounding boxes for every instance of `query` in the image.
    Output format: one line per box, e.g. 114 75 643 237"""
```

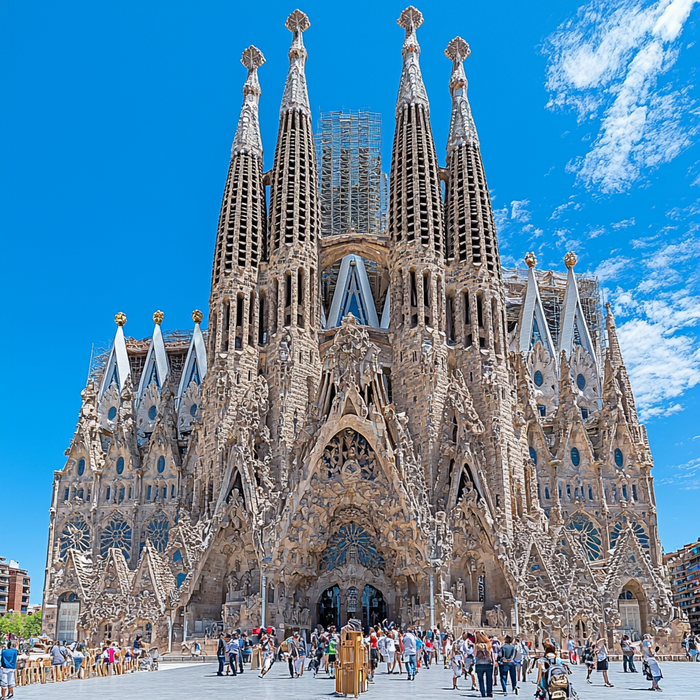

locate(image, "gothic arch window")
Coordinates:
565 512 602 561
77 458 86 476
610 516 650 551
143 513 170 553
322 430 377 481
59 516 91 559
614 448 624 468
100 512 133 559
116 456 125 475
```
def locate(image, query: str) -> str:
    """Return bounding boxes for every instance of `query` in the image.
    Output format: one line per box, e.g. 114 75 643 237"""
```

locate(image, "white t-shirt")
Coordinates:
402 632 417 655
385 637 396 653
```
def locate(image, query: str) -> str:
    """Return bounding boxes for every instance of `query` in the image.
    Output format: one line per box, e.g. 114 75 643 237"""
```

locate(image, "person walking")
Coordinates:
73 644 85 679
402 627 417 681
385 630 397 673
451 641 463 690
620 634 637 673
233 632 244 674
595 637 613 687
498 635 518 696
688 633 698 663
369 631 378 681
642 634 663 692
50 640 66 682
474 631 495 698
216 633 227 676
225 634 237 676
328 633 338 679
0 641 18 699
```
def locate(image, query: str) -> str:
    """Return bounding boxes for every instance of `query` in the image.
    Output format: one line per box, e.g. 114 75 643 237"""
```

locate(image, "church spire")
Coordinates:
388 6 443 255
443 37 499 271
396 6 429 114
211 46 266 284
280 9 310 115
558 252 596 362
518 252 556 359
445 37 478 151
605 301 639 425
231 46 265 157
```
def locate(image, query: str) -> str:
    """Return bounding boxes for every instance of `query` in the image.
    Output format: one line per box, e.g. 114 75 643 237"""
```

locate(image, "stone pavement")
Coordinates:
14 658 700 699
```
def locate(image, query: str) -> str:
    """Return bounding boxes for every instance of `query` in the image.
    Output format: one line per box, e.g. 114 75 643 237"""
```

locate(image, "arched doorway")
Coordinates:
318 585 340 630
618 588 642 640
362 585 386 631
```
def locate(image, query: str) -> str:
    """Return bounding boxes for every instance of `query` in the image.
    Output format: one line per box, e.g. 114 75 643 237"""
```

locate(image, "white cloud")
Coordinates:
657 456 700 488
511 199 531 222
612 217 636 228
544 0 699 192
595 256 630 281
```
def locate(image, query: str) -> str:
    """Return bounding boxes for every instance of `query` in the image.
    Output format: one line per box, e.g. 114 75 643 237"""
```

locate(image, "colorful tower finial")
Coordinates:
115 312 127 326
280 9 311 114
396 6 429 114
232 46 265 157
564 251 578 269
445 37 479 152
192 309 203 324
153 310 164 325
525 252 537 269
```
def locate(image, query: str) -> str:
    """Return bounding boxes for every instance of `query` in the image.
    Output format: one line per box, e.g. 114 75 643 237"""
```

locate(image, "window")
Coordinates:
570 447 580 467
534 370 544 387
190 404 198 417
576 373 586 390
632 484 638 501
544 486 550 500
105 486 111 502
108 406 117 420
157 456 165 473
537 405 546 417
77 458 85 476
581 408 589 420
148 405 157 421
588 485 593 500
64 488 70 502
116 457 124 474
176 573 186 588
622 485 628 501
529 446 537 465
558 485 563 499
147 485 152 501
566 484 572 499
162 487 167 500
171 485 176 498
614 448 624 467
118 487 125 503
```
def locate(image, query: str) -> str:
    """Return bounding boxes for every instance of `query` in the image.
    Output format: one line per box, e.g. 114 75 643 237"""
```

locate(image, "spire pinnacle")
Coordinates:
231 45 265 157
280 9 311 114
396 6 429 114
445 36 479 152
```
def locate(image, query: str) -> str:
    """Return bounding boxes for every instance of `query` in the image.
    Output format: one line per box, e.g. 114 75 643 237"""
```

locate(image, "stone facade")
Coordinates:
43 7 687 651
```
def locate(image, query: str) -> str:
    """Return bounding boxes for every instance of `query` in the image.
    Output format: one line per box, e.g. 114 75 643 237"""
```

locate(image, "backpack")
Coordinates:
689 636 697 651
545 663 569 700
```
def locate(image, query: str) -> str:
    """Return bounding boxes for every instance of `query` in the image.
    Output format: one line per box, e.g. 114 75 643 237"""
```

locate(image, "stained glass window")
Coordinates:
108 406 117 420
320 523 384 571
176 573 186 588
59 516 91 559
100 513 132 559
610 516 650 551
529 447 538 465
614 448 624 467
570 447 580 466
190 403 198 417
566 512 602 561
148 405 157 421
533 370 544 387
116 457 124 474
77 458 85 476
576 373 586 391
157 456 165 473
144 513 169 552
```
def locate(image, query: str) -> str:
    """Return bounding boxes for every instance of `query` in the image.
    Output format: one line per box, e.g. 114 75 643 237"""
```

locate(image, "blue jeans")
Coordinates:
405 654 416 679
475 664 493 697
500 661 517 691
623 654 636 672
227 652 238 675
217 655 226 675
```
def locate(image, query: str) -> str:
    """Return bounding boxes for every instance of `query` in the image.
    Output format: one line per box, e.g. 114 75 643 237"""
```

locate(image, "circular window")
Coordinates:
108 406 117 420
77 458 85 476
157 456 166 473
534 370 544 387
576 373 586 391
529 446 538 465
614 448 624 468
148 405 157 420
570 447 580 467
116 456 125 474
190 403 198 417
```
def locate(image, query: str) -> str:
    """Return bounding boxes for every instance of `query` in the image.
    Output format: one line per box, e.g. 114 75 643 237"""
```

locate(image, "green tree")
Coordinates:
0 611 42 638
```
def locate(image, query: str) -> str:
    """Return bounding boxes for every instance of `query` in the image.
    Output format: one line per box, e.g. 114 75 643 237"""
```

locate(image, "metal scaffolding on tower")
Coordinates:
315 110 387 236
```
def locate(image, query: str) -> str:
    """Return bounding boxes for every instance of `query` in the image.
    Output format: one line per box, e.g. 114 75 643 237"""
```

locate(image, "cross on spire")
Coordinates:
281 9 311 114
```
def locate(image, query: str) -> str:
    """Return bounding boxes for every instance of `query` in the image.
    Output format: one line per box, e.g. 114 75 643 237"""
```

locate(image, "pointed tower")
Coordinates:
605 302 639 426
263 10 322 487
387 7 449 494
441 37 519 532
518 253 557 359
558 252 597 364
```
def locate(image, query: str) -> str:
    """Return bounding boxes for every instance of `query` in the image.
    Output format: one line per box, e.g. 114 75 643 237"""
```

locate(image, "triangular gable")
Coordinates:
518 265 556 359
99 322 131 399
137 321 170 404
177 317 207 411
327 255 380 328
559 264 597 368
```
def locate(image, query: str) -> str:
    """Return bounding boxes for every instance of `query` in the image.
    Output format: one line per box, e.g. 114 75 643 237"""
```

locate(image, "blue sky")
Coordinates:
1 0 698 602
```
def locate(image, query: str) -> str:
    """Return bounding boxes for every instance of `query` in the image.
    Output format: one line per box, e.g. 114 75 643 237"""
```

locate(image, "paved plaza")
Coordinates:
12 660 700 699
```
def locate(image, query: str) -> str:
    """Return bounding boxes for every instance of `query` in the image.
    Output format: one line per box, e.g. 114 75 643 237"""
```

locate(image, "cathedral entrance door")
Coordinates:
318 585 341 630
362 585 386 631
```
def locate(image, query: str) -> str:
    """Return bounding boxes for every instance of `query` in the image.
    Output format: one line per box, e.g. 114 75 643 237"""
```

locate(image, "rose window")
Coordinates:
100 514 133 559
59 516 91 559
144 514 170 552
565 513 602 561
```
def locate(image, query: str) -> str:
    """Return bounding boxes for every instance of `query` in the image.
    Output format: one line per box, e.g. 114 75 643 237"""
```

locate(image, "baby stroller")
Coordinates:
139 647 160 671
536 659 578 700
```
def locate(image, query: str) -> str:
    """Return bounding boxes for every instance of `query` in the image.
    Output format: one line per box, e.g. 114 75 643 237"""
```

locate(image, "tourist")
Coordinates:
50 640 67 681
451 641 463 690
491 635 501 686
442 632 452 668
259 633 275 678
582 636 595 683
369 630 378 681
329 633 339 678
132 634 143 660
216 633 227 676
73 644 85 679
595 636 613 687
285 631 299 678
459 631 477 690
688 633 698 663
384 630 397 673
423 634 434 667
225 634 237 676
620 634 637 673
474 631 495 698
0 641 18 699
498 634 518 696
402 626 417 681
566 636 576 664
642 634 663 692
415 631 423 671
233 632 244 673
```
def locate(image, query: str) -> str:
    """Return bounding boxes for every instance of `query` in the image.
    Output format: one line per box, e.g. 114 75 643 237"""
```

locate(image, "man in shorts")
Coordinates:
0 641 18 699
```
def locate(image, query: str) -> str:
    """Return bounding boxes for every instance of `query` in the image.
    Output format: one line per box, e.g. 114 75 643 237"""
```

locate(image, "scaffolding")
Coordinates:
315 110 387 236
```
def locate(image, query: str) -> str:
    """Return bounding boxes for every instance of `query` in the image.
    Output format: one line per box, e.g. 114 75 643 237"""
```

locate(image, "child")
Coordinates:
451 641 463 690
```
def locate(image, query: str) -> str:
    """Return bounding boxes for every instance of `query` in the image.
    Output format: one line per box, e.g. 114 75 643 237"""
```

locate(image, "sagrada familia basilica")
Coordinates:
42 8 687 650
